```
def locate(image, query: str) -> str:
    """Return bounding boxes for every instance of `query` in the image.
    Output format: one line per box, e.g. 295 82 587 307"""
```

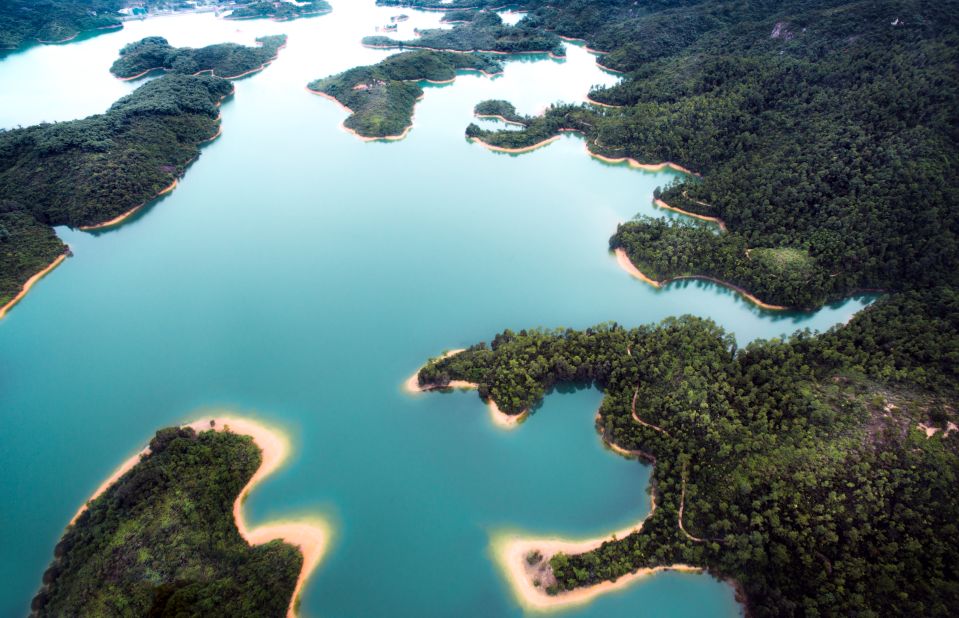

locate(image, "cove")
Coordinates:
0 2 872 616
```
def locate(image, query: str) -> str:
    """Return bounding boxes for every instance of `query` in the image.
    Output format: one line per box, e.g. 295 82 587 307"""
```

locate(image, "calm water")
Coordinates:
0 3 872 617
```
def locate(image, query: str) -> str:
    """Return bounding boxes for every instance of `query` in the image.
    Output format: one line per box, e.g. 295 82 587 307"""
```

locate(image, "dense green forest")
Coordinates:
363 10 563 56
439 0 959 310
0 74 231 303
308 50 502 138
110 34 286 79
0 0 122 49
474 99 528 125
611 215 828 309
32 425 302 616
417 289 959 616
226 0 331 22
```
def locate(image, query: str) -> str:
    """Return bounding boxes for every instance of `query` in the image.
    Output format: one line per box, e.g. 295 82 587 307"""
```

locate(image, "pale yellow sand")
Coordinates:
653 198 727 231
0 252 68 320
614 248 789 311
404 349 527 429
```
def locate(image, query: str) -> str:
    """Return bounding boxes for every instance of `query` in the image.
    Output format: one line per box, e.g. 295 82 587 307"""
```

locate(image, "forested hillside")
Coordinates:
0 74 231 306
0 0 122 49
393 0 959 310
111 34 286 79
31 426 302 616
417 289 959 616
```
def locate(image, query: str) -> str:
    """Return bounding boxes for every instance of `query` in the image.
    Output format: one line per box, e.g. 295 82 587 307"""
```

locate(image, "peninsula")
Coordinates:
0 74 232 316
415 289 959 616
111 34 287 80
307 50 502 140
33 416 329 617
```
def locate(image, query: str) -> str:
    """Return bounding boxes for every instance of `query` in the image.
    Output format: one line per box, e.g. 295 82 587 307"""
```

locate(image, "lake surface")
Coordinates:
0 3 873 616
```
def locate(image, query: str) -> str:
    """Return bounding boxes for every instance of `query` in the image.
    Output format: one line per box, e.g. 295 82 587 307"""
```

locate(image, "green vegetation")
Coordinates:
0 74 231 303
308 50 502 139
0 211 66 307
473 100 528 126
418 289 959 616
441 10 479 24
611 216 827 309
110 34 287 79
32 425 302 616
363 10 563 56
0 0 121 50
456 0 959 310
227 0 331 22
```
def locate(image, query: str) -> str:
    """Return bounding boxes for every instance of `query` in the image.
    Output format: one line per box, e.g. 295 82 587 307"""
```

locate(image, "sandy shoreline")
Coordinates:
614 248 789 311
0 252 68 321
469 135 560 154
489 477 700 612
474 112 527 126
307 87 416 141
71 415 331 617
587 150 698 176
585 96 620 108
116 42 286 81
654 198 727 231
79 180 178 231
404 349 527 429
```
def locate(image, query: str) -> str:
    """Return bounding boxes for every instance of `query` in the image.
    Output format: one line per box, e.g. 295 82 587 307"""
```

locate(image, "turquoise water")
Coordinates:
0 3 873 616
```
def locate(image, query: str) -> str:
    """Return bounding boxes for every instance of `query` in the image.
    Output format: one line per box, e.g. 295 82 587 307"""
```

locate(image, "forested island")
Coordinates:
0 0 121 50
474 100 528 126
0 74 231 311
226 0 331 22
363 10 563 56
308 50 502 139
31 422 306 616
111 34 287 80
416 289 959 616
448 0 959 311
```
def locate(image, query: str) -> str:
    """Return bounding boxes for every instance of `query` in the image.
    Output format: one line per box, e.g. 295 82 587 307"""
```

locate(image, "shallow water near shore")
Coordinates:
0 2 872 616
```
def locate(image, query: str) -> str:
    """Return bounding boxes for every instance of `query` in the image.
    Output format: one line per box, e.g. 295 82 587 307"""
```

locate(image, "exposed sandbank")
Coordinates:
587 149 699 176
71 415 330 618
404 349 527 429
654 198 727 231
469 135 560 154
585 96 620 108
0 252 68 321
614 248 789 311
79 180 178 231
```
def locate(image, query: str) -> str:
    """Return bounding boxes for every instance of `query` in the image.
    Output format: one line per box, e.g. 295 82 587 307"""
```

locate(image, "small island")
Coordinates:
32 417 330 617
307 50 502 140
414 289 959 616
0 74 232 317
110 34 288 80
362 10 563 57
473 99 529 126
226 0 332 22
